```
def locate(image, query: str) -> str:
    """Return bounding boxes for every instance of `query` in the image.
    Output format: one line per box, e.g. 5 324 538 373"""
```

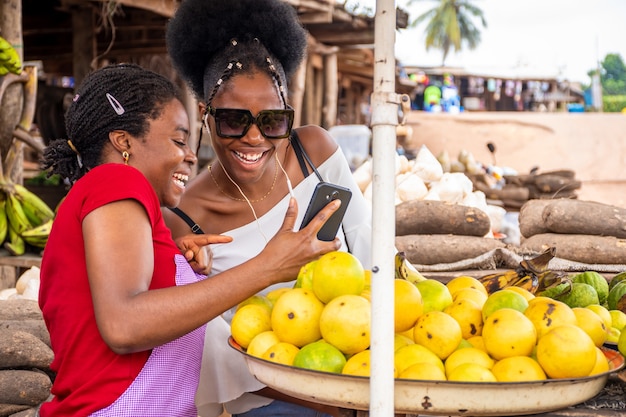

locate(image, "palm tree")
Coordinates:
409 0 487 65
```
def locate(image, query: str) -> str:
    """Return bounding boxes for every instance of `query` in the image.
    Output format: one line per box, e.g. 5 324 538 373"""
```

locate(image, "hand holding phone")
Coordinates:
299 182 352 241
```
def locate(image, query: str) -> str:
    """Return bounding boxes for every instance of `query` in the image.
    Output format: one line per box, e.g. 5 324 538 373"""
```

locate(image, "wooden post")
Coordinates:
71 4 96 87
322 49 338 129
0 0 24 183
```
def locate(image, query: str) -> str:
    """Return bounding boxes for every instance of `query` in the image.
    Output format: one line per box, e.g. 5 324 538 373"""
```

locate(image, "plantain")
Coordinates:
4 223 25 256
0 36 21 75
21 218 53 248
0 195 7 244
5 191 32 235
478 247 556 294
395 251 427 284
13 184 55 226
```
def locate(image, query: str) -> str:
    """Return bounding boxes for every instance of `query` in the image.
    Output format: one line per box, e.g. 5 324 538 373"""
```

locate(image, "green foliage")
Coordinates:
601 53 626 95
603 95 626 112
409 0 487 65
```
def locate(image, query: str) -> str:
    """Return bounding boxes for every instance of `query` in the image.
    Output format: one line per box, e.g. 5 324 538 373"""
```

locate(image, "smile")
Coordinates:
233 150 267 163
172 172 189 188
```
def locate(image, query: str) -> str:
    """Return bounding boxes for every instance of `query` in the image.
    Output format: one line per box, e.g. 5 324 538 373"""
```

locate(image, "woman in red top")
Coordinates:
38 63 341 416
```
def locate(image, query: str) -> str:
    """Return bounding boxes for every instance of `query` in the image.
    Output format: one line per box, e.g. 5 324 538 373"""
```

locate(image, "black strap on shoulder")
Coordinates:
291 130 323 182
168 207 205 235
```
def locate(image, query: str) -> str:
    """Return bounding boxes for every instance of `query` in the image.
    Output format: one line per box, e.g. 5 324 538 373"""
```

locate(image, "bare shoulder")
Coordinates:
294 125 338 167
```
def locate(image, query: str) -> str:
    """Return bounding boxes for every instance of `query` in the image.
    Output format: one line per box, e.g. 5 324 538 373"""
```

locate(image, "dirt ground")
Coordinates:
401 111 626 209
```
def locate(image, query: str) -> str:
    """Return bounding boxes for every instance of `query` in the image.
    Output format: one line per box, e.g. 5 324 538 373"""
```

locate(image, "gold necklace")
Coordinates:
208 159 279 203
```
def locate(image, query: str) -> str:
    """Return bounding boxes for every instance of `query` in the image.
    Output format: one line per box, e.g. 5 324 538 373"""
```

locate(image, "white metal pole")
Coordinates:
369 0 399 416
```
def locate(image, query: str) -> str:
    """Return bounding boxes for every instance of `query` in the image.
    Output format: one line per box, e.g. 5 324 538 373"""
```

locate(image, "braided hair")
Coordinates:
165 0 307 104
42 63 182 184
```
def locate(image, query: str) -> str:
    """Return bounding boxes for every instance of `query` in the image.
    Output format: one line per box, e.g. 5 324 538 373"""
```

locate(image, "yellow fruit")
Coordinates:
320 294 371 355
231 304 272 349
467 335 486 352
536 324 597 379
266 287 290 304
444 347 494 377
452 287 488 308
271 288 324 347
524 297 577 339
413 311 462 360
262 341 300 365
397 327 415 342
399 362 447 381
447 363 497 382
246 330 281 358
237 294 273 313
456 339 473 350
446 276 488 297
444 298 483 339
609 309 626 331
394 343 445 376
294 260 317 289
572 307 608 347
394 279 423 332
491 356 547 382
415 279 453 313
342 349 372 377
619 326 626 356
482 308 537 360
313 251 365 303
589 347 610 376
293 339 347 373
607 327 621 344
394 333 415 351
482 290 529 321
503 286 535 301
586 304 613 329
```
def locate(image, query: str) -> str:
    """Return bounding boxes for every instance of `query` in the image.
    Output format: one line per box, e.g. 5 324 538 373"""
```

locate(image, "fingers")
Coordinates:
278 197 298 232
301 199 341 236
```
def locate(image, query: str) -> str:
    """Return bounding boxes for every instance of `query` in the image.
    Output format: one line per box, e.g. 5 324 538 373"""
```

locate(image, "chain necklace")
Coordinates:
208 158 279 203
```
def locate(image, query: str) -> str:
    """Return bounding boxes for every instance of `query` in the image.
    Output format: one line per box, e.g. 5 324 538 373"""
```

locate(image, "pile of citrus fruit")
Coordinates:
230 252 623 383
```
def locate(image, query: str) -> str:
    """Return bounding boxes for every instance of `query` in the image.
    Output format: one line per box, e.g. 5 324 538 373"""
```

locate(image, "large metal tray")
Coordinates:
229 337 624 416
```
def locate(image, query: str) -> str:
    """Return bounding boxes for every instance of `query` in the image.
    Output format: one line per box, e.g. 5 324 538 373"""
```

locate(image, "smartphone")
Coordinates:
299 182 352 241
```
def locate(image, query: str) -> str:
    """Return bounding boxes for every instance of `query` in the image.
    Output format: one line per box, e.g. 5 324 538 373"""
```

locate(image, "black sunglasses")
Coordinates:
208 106 294 140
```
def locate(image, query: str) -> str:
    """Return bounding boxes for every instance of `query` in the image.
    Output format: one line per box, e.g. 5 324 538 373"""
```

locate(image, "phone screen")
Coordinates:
299 182 352 241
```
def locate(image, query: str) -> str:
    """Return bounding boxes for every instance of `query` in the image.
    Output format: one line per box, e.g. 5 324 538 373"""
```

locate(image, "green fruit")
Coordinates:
618 327 626 356
555 283 599 308
607 281 626 312
571 271 609 305
538 282 570 299
609 271 626 291
293 339 347 373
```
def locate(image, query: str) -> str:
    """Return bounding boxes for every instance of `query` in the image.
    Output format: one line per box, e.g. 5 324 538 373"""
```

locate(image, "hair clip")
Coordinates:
106 93 125 115
230 38 238 46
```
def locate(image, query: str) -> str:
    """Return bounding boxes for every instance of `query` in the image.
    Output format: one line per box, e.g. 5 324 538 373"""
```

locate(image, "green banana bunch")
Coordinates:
21 218 53 248
478 247 556 295
395 251 427 284
4 222 25 256
5 191 31 235
13 184 55 226
0 196 7 244
0 36 21 75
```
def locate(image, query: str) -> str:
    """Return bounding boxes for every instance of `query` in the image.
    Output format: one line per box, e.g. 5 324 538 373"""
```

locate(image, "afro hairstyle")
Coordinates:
166 0 307 100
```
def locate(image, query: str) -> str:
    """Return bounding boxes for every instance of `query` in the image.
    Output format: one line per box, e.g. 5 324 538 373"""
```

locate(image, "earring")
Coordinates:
122 151 130 165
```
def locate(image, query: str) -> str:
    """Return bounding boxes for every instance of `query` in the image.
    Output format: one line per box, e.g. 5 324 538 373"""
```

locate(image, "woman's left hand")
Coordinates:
175 233 233 275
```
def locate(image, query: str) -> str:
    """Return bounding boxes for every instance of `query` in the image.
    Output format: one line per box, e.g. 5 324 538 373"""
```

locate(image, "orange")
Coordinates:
319 294 371 355
482 308 537 360
394 343 444 375
572 307 608 347
482 290 529 321
399 362 447 381
342 349 372 377
589 347 610 376
452 287 488 308
231 304 272 349
246 330 281 358
262 342 300 366
447 363 497 382
446 276 488 297
491 356 547 382
524 297 577 339
313 251 365 303
444 298 483 339
394 279 423 332
413 311 462 360
536 324 597 379
293 339 347 374
271 288 324 347
444 347 494 377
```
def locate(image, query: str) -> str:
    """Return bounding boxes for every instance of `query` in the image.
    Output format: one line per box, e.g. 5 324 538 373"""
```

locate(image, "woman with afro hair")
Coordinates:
164 0 372 416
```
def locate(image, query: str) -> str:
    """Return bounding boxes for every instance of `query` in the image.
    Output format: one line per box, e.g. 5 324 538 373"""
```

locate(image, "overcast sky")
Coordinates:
347 0 626 83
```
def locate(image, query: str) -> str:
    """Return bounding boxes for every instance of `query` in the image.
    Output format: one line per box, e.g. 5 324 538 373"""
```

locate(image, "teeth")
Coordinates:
234 151 263 162
173 173 188 187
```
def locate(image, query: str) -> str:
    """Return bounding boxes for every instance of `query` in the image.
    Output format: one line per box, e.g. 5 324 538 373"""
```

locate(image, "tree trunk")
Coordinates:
0 0 24 182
